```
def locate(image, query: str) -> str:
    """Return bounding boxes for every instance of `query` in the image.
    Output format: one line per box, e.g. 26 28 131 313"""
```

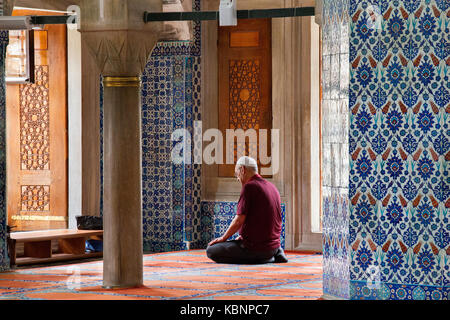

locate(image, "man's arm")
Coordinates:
208 214 246 246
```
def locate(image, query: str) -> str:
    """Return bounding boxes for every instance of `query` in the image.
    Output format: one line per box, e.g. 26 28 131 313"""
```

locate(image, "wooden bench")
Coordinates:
8 229 103 267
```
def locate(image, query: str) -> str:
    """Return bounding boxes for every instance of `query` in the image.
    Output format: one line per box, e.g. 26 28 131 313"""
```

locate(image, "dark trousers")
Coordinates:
206 240 278 264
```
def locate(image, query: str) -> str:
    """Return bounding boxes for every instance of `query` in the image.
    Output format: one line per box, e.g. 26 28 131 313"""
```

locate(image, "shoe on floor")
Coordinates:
274 248 288 263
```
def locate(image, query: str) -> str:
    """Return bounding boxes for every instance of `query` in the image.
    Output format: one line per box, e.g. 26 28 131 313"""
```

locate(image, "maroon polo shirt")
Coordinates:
236 174 282 251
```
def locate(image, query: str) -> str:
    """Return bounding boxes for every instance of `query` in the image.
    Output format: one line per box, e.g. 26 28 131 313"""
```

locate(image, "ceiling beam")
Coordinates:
144 7 315 22
14 0 80 12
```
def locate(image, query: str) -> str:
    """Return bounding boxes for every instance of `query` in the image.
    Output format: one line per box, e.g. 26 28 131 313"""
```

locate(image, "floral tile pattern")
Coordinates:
349 1 450 300
347 0 449 300
322 0 449 300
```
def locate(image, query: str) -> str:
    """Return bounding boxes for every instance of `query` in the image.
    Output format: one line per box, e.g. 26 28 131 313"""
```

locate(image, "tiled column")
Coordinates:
0 31 9 272
321 0 449 300
79 0 162 288
320 0 351 299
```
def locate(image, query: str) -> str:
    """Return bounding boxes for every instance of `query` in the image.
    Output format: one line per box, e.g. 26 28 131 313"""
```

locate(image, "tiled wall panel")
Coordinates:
140 0 202 253
348 0 449 300
322 0 449 301
141 54 202 252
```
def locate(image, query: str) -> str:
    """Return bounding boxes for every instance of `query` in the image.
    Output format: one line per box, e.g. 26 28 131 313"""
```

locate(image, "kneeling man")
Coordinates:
206 156 288 264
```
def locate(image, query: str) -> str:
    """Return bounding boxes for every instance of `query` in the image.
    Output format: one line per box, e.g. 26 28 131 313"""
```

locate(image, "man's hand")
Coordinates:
208 236 225 246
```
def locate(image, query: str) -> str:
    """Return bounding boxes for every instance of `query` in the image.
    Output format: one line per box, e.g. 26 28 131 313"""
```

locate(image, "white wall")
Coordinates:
310 16 321 233
67 27 82 229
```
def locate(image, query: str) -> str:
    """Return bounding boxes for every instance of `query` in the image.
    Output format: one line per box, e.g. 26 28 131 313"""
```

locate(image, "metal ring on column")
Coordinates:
103 76 141 88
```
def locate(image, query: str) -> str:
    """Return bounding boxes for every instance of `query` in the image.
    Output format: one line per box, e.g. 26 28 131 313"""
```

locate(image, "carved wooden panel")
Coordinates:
7 8 68 232
218 19 272 177
21 185 50 211
19 65 50 171
229 59 261 130
228 59 261 161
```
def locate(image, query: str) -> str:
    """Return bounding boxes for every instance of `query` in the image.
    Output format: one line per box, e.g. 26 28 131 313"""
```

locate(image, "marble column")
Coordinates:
79 0 162 288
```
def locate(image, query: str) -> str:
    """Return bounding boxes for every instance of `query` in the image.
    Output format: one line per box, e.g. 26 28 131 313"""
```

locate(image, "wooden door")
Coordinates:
6 9 67 231
218 19 272 177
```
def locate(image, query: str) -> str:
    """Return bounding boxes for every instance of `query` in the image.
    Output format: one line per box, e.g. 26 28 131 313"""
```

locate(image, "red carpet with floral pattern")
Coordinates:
0 250 322 300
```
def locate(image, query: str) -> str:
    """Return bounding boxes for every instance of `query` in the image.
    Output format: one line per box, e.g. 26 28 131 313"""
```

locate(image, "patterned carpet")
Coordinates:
0 250 323 300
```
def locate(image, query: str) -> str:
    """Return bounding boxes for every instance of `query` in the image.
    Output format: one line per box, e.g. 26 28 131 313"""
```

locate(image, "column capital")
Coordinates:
79 0 163 76
315 0 323 27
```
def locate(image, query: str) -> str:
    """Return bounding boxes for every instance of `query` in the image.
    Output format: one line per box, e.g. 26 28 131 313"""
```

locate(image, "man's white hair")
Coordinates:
236 156 258 173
